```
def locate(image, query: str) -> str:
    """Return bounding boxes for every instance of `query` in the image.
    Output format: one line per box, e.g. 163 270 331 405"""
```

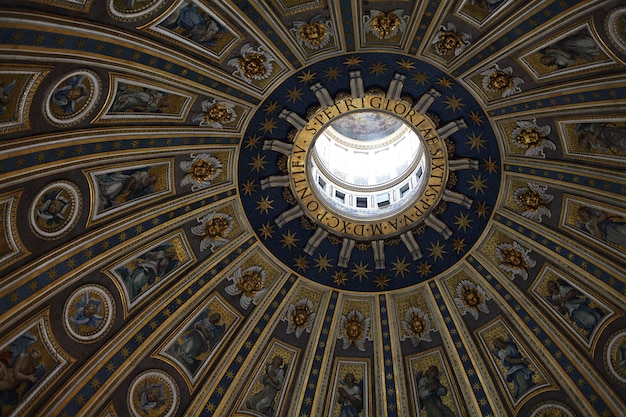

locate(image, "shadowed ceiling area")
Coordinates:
0 1 625 416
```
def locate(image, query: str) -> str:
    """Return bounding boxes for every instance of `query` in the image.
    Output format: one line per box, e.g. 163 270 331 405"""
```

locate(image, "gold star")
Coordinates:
332 270 348 286
417 261 432 277
374 274 390 289
412 71 429 85
469 110 484 125
261 118 277 134
315 254 332 272
245 133 262 150
468 174 488 195
436 76 454 89
391 257 410 278
256 195 273 214
298 70 316 84
444 94 465 112
343 55 363 67
483 156 498 174
452 237 467 254
428 241 447 261
294 255 309 271
369 61 388 76
258 222 275 239
396 58 416 70
264 100 280 114
454 212 473 232
241 179 257 196
351 261 371 281
281 230 299 249
249 154 267 172
287 86 303 103
324 66 341 80
466 132 486 151
475 201 489 218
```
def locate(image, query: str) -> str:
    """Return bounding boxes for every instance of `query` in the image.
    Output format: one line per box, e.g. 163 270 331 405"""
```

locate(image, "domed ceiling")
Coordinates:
0 1 625 416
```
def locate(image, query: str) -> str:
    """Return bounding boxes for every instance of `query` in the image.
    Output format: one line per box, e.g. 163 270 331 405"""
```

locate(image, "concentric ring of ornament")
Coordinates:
238 53 501 291
290 95 447 240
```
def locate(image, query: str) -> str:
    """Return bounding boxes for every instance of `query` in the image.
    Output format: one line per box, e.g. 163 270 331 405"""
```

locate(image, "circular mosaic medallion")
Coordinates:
529 401 574 417
107 0 166 21
30 180 82 239
44 69 101 126
128 370 179 417
238 53 501 291
63 284 115 343
606 329 626 385
605 6 626 53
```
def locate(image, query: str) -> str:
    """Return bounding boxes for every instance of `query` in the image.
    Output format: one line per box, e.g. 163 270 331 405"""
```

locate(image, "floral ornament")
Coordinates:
432 23 471 56
291 15 333 50
513 182 553 222
511 119 556 157
228 43 275 83
401 306 435 346
339 310 371 351
454 280 490 319
364 9 408 40
192 98 237 128
180 153 222 191
224 265 267 309
284 298 316 337
191 211 233 252
496 241 536 280
481 64 523 98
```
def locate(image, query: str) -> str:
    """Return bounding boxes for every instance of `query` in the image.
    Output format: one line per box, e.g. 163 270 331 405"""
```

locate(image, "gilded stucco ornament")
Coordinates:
513 182 553 222
481 64 523 97
364 9 408 39
224 265 267 309
284 298 316 337
191 211 233 252
511 119 556 157
454 280 490 320
180 153 222 191
193 98 237 128
291 15 333 50
339 310 371 351
401 306 435 346
432 23 471 56
228 43 275 83
496 241 536 280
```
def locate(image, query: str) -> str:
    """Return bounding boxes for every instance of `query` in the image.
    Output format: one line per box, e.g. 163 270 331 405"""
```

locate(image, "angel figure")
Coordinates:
481 65 523 98
364 9 408 39
180 153 223 191
228 43 275 83
36 189 70 226
432 23 471 56
116 244 179 300
224 265 267 309
511 119 556 157
171 309 225 371
337 372 362 417
51 74 89 114
291 15 333 50
246 356 285 416
496 241 536 280
70 291 104 331
513 182 553 222
415 366 455 417
491 336 534 399
191 211 234 252
0 332 45 410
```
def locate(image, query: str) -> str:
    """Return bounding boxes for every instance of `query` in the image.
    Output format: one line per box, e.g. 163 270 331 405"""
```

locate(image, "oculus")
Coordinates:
290 95 447 240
